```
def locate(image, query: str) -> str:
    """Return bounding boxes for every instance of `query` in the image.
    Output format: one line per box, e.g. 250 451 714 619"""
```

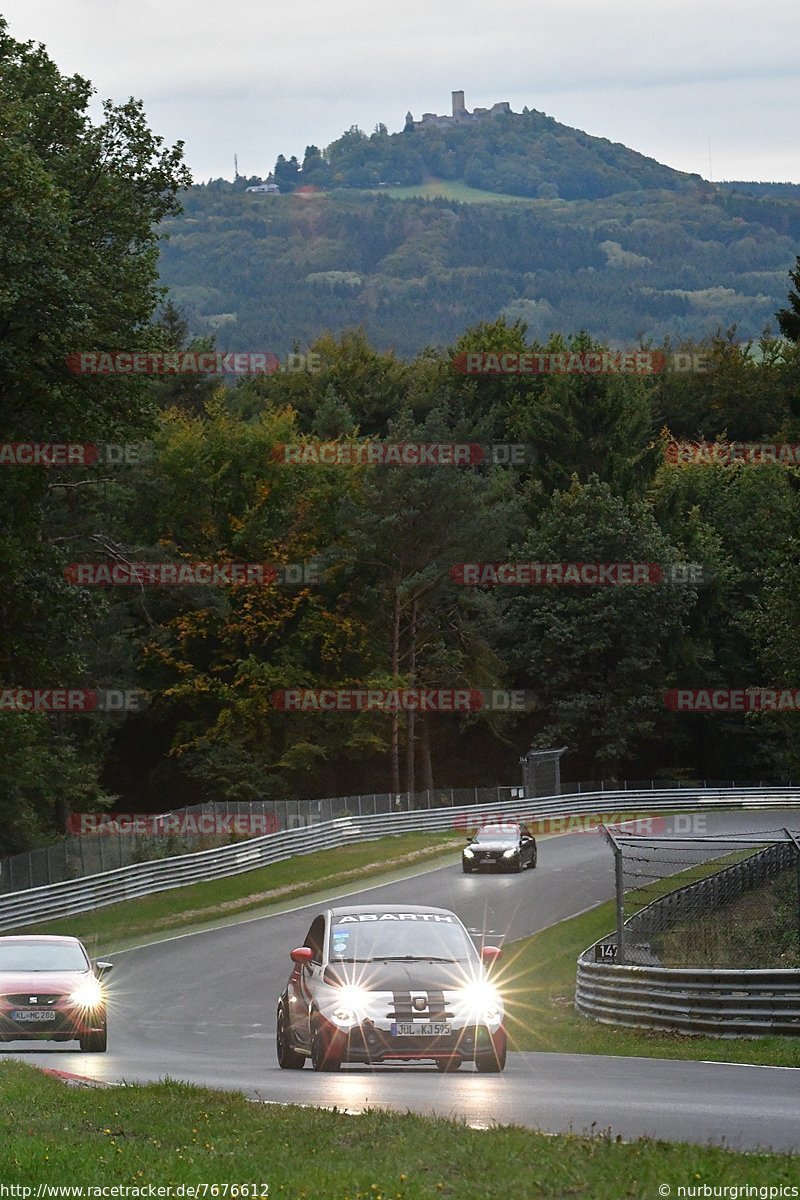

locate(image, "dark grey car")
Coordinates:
462 822 537 873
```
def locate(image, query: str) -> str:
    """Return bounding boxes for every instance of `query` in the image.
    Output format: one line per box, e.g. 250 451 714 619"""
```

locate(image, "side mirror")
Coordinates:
95 961 114 975
481 945 502 964
290 946 314 964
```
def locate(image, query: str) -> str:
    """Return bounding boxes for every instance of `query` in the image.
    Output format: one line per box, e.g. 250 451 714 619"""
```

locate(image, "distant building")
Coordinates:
245 183 280 193
404 90 512 132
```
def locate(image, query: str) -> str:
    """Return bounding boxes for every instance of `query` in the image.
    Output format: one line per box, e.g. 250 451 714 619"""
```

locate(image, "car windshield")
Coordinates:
0 942 89 972
473 825 519 843
329 915 477 963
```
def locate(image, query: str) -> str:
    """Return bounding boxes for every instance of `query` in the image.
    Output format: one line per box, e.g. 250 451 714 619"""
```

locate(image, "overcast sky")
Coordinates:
3 0 798 184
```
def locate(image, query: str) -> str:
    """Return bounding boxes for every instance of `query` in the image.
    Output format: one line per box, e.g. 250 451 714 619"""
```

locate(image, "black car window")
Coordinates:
303 916 325 962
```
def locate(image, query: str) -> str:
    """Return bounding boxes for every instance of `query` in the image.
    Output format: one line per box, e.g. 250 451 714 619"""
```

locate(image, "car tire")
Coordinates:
511 858 522 873
79 1023 107 1053
277 1000 305 1069
474 1047 506 1072
475 1030 507 1072
435 1057 461 1072
462 862 473 874
529 849 537 869
310 1016 341 1072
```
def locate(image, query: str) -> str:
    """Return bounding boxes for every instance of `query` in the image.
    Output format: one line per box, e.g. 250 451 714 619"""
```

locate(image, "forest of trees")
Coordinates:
3 18 800 857
267 108 702 199
160 179 800 356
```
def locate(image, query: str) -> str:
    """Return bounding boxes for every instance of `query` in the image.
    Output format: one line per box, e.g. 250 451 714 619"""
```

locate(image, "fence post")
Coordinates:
784 829 800 957
601 824 625 965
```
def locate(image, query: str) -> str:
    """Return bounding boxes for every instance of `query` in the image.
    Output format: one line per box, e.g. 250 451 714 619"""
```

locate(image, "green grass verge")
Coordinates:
13 832 463 952
363 178 544 204
501 899 800 1067
0 1061 796 1196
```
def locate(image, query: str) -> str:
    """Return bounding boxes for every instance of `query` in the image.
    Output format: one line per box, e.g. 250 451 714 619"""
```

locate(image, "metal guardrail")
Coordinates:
575 961 800 1036
3 777 794 895
576 828 800 1036
0 785 798 933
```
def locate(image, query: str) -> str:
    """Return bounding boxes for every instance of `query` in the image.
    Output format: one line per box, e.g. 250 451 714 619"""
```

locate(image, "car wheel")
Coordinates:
79 1022 107 1053
512 858 522 873
435 1057 461 1072
529 849 537 868
475 1030 507 1072
310 1016 341 1072
276 1000 305 1069
462 862 473 873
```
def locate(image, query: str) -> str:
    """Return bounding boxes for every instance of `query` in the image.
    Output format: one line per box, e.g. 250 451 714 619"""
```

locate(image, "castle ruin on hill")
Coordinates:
404 90 512 132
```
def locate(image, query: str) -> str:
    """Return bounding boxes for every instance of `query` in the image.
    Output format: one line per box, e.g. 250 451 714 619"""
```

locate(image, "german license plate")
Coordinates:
11 1010 56 1022
391 1021 451 1037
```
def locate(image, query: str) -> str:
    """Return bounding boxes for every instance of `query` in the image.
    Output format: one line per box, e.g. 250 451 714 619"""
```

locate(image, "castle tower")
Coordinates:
452 90 466 119
404 110 415 132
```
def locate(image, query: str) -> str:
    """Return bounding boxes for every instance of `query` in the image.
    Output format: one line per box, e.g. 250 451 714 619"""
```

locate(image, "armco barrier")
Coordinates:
0 786 798 933
575 960 800 1036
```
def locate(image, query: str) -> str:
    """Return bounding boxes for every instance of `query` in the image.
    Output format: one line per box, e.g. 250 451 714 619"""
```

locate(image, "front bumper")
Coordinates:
321 1018 506 1063
464 853 518 871
0 1005 106 1042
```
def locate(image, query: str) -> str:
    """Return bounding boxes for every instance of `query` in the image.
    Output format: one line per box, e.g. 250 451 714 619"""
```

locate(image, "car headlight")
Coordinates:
457 980 502 1024
331 983 369 1025
68 977 104 1009
502 847 518 858
463 847 474 858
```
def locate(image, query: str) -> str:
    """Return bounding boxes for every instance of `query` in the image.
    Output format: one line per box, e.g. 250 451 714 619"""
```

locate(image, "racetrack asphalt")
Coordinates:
3 810 799 1152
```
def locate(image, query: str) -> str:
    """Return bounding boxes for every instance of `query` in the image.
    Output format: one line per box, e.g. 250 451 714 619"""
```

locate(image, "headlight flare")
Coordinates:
330 982 370 1025
455 978 504 1023
68 977 105 1010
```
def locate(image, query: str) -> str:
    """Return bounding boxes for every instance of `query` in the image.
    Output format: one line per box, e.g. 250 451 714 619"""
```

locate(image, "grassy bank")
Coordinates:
0 1061 796 1197
365 178 541 204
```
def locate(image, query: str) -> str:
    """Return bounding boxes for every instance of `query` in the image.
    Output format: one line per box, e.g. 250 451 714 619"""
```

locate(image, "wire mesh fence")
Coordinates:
0 784 524 895
598 824 800 967
1 778 797 897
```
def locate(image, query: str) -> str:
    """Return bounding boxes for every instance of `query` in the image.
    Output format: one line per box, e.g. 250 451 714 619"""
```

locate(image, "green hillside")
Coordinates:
276 105 701 199
159 179 800 357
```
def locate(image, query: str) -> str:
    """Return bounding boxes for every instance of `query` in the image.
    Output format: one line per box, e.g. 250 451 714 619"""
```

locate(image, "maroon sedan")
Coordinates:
0 935 112 1052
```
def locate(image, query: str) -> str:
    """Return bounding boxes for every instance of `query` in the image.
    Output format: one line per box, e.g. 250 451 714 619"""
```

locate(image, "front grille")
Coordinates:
386 990 454 1021
4 994 63 1006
